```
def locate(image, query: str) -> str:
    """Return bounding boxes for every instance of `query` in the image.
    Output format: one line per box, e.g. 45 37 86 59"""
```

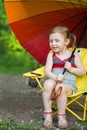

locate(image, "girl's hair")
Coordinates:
49 26 76 48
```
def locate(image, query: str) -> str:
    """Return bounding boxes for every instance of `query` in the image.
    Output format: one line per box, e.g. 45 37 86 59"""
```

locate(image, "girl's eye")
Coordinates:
49 40 53 43
55 39 59 42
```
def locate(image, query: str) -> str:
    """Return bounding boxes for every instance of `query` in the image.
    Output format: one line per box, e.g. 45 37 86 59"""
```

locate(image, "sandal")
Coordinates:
58 113 68 128
43 112 53 128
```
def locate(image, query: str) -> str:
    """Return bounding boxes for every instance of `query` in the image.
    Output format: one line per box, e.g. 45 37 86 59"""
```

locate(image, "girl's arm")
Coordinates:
65 53 86 76
45 52 57 81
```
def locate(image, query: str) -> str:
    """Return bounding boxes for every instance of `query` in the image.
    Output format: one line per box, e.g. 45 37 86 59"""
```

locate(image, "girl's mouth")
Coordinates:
52 47 58 50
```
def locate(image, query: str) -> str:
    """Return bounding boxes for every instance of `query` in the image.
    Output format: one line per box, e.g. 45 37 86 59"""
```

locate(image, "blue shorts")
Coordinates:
53 68 77 93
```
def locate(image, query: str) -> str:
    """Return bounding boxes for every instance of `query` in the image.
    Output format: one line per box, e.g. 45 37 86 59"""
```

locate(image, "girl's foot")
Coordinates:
58 113 68 128
43 112 53 128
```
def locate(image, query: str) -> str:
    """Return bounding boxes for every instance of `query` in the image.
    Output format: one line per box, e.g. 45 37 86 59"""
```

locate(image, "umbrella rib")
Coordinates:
68 0 81 14
56 1 80 16
59 12 84 24
77 24 87 47
56 1 74 16
78 0 87 19
56 0 87 21
70 19 84 33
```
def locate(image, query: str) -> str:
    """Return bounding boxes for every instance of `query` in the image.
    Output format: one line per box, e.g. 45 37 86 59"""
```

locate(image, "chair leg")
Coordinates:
83 94 87 120
35 77 44 92
66 94 87 121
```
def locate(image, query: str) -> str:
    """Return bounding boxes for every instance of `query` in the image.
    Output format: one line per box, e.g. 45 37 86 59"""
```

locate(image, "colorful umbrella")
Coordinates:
4 0 87 64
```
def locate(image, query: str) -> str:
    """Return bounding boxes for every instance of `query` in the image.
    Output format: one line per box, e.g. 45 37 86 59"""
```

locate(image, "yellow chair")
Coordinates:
23 48 87 121
23 65 87 121
23 66 45 92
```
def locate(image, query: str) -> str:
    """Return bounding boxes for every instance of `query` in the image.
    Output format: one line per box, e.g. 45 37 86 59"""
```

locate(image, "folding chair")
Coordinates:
23 48 87 121
66 74 87 121
23 66 45 92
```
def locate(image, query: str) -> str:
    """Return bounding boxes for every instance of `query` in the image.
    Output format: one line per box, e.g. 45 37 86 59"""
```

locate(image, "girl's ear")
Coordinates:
65 39 70 46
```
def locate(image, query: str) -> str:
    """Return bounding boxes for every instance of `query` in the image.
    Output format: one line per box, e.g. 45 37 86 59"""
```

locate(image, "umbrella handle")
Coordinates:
62 47 76 74
50 80 62 100
50 47 76 100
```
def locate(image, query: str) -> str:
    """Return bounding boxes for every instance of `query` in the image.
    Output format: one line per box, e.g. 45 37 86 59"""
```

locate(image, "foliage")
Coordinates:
0 116 43 130
0 117 33 130
0 116 87 130
0 1 41 75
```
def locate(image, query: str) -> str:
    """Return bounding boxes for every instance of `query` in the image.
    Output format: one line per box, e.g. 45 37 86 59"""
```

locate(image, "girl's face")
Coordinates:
49 32 69 53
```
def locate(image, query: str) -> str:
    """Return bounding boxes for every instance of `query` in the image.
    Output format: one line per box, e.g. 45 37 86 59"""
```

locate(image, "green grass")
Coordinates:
0 51 41 75
0 116 87 130
0 116 43 130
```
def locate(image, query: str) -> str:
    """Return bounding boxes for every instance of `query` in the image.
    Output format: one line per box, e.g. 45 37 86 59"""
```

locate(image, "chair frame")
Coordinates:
23 66 87 121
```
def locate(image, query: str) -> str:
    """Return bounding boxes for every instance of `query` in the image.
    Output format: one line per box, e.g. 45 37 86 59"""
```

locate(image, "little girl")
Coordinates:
42 26 86 128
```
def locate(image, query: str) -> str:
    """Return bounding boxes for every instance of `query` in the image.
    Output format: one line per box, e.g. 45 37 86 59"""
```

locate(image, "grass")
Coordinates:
0 116 87 130
0 116 43 130
0 52 41 75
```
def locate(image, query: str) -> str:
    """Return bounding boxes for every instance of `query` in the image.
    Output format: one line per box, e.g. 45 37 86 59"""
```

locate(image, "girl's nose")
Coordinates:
52 41 56 45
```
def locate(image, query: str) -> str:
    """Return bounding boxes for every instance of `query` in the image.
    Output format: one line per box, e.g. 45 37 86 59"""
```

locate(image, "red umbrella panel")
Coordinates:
4 0 87 64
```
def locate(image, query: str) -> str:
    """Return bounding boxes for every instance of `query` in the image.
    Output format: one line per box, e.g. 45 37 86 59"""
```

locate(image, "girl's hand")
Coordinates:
64 61 72 72
56 73 64 82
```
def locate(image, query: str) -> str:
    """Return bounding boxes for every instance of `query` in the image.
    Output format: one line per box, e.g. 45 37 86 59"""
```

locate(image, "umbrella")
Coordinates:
4 0 87 65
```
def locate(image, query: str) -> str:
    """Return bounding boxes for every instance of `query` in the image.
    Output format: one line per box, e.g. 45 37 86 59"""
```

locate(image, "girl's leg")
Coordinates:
42 79 56 128
56 83 72 128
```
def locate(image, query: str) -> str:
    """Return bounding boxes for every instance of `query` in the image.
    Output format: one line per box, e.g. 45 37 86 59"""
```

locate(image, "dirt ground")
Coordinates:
0 74 87 129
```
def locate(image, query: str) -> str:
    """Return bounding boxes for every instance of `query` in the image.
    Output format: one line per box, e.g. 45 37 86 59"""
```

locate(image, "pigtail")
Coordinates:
67 34 76 48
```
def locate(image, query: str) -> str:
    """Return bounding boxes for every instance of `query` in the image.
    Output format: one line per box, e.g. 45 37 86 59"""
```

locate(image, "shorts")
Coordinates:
62 79 77 94
52 68 77 94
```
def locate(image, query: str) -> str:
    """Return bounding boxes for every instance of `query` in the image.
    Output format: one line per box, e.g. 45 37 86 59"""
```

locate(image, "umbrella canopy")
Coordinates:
4 0 87 64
